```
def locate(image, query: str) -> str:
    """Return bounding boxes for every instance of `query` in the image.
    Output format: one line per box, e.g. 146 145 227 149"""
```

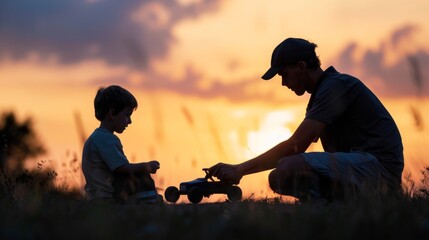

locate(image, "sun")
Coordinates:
244 110 294 157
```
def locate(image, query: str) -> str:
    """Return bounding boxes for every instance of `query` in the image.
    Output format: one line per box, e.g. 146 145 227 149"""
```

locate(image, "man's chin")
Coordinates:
295 90 305 96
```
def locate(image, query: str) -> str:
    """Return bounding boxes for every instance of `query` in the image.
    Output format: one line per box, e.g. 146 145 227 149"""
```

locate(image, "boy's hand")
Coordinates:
145 160 160 174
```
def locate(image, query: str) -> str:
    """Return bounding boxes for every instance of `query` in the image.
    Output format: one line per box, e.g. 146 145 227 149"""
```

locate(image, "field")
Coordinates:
1 169 429 240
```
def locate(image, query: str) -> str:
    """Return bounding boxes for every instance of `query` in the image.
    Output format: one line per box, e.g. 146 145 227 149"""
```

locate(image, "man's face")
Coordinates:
278 62 307 96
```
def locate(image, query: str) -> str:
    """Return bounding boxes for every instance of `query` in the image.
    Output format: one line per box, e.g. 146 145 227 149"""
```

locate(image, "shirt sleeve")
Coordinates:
94 134 129 171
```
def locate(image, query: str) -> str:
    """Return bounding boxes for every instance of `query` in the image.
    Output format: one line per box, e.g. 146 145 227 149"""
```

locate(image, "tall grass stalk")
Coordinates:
206 113 228 161
181 105 207 165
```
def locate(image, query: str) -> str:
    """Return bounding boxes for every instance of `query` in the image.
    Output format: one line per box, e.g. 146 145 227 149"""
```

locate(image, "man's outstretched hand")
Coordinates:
207 163 242 184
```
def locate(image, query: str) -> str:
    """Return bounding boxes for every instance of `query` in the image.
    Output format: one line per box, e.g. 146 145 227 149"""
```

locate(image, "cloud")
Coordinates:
333 24 429 97
97 23 429 104
95 64 287 104
0 0 223 68
1 0 283 104
131 23 429 103
390 24 419 48
3 1 427 102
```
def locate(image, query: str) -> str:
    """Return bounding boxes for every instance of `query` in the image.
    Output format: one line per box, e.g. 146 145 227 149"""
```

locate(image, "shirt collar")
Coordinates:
306 66 339 112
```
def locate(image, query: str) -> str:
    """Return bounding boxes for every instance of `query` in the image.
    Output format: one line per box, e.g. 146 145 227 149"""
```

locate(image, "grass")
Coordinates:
1 168 429 239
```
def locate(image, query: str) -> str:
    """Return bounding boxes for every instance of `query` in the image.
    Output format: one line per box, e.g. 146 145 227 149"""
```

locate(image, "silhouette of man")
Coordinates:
208 38 404 201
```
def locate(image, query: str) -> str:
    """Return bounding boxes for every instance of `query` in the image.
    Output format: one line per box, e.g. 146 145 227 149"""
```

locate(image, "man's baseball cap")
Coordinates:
261 38 317 80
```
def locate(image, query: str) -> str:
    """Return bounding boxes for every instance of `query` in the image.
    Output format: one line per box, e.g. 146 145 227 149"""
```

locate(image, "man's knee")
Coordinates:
268 169 280 193
276 155 308 175
268 169 294 195
268 155 319 197
268 156 303 194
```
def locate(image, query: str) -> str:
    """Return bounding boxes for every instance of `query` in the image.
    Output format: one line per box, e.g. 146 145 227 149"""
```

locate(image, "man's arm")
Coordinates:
209 119 326 182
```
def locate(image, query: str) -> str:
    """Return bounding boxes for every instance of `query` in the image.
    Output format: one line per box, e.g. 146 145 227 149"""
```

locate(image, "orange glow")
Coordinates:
2 78 428 201
1 0 429 203
245 110 293 157
2 56 429 200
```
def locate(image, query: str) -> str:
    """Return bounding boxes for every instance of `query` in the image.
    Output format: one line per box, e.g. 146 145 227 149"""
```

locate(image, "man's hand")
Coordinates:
145 160 160 174
207 163 242 184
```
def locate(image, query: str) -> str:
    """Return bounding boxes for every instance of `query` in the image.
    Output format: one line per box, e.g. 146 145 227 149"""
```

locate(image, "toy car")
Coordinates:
164 168 242 204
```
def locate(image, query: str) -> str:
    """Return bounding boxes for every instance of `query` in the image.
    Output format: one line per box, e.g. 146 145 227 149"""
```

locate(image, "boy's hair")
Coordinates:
94 85 138 121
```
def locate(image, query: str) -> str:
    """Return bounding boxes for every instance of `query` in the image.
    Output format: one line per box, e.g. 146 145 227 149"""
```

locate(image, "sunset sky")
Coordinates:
1 0 429 201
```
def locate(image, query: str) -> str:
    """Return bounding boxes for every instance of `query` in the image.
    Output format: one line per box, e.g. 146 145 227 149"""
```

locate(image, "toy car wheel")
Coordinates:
165 186 180 203
188 187 203 204
227 186 242 202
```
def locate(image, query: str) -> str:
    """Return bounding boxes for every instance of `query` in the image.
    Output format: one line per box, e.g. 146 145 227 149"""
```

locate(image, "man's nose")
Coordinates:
282 78 288 86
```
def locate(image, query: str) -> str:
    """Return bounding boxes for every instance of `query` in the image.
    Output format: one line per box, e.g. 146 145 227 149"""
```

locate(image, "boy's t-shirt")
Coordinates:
82 128 129 200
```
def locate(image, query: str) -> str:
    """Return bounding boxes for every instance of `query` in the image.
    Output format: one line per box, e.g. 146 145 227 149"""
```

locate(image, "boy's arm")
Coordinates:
115 160 160 174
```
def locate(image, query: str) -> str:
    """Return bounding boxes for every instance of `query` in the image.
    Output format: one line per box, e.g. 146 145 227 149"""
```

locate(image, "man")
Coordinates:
208 38 404 200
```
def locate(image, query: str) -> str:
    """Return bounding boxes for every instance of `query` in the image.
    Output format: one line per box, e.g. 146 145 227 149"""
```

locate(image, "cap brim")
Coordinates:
261 67 280 80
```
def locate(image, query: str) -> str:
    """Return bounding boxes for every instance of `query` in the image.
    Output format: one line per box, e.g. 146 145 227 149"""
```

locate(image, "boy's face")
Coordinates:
112 107 133 134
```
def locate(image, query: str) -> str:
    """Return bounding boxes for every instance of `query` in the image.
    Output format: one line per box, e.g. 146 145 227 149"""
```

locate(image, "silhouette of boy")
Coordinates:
82 85 162 204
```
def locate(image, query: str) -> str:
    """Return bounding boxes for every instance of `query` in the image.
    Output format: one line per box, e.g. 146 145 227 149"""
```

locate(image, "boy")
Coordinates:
82 85 162 204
